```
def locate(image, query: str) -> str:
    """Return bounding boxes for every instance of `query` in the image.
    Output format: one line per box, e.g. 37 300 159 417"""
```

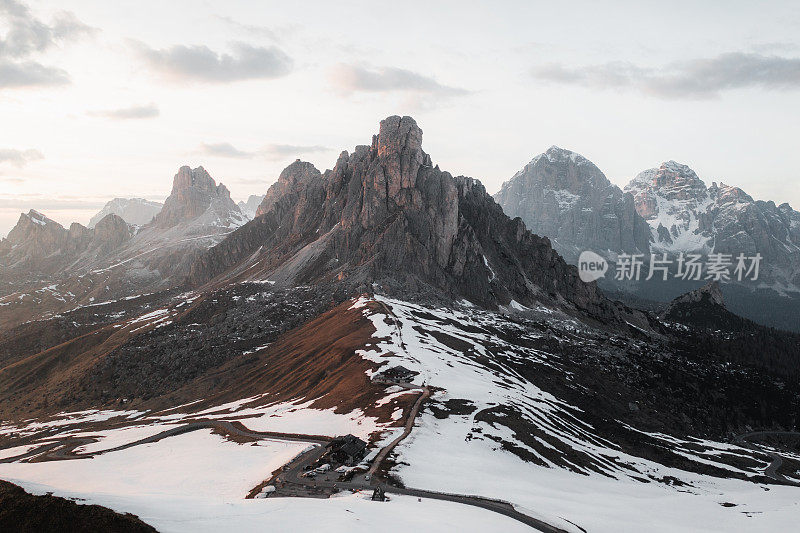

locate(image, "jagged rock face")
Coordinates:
90 214 134 253
0 211 81 273
152 166 245 229
625 161 714 252
0 211 133 278
88 198 163 228
190 117 631 324
494 147 651 261
625 162 800 290
237 195 264 220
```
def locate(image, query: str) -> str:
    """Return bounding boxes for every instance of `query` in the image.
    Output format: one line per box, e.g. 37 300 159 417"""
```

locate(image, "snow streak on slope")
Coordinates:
354 296 800 533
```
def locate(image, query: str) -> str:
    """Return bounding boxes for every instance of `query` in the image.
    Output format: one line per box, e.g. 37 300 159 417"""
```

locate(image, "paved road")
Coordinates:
271 440 572 532
735 431 800 486
0 420 329 463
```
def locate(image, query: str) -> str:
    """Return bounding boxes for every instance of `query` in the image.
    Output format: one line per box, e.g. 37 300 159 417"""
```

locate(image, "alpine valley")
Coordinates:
1 117 799 533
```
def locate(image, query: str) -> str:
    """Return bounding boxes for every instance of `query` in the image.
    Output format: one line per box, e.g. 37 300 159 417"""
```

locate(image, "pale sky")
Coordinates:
2 0 799 237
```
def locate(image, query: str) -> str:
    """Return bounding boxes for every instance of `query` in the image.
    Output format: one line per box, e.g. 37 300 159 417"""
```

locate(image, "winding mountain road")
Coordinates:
735 431 800 486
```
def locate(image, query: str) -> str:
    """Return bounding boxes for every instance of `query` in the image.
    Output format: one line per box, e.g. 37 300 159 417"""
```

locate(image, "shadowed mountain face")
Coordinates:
190 116 638 325
494 146 652 262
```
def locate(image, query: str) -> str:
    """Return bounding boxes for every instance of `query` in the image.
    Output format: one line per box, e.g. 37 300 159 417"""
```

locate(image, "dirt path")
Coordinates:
366 382 430 478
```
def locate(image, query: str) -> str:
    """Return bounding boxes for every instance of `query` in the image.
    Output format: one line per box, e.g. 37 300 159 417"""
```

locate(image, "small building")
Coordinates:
373 365 419 384
326 434 368 465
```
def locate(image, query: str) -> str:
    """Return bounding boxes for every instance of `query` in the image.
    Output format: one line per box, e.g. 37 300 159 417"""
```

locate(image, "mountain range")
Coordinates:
1 116 799 533
495 147 800 331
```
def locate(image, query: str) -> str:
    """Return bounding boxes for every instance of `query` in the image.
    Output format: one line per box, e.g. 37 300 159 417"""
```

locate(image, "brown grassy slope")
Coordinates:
0 295 412 428
157 300 411 424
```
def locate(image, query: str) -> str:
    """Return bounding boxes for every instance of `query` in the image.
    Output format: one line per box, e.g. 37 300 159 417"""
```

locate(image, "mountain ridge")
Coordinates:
189 116 644 328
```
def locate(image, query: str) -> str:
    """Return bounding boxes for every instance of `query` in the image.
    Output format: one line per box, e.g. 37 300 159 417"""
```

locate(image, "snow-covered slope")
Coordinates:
624 161 800 292
353 296 800 532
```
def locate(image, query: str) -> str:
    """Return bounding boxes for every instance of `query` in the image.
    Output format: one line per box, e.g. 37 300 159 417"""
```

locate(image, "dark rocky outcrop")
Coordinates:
494 146 651 262
670 280 724 308
190 116 638 325
0 480 157 533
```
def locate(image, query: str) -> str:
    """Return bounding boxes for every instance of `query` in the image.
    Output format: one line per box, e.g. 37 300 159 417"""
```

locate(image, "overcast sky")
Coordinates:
1 0 799 236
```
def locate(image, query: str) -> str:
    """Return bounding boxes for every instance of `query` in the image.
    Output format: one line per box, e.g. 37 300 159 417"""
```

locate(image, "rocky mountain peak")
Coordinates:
255 160 322 218
191 116 638 327
152 165 243 229
627 161 707 201
172 166 217 194
237 195 265 220
494 146 650 260
709 182 754 205
624 162 712 245
90 214 133 253
6 210 63 245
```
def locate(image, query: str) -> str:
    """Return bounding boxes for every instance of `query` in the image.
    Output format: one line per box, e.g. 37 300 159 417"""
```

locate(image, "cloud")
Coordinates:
198 142 331 161
329 63 469 100
0 0 96 57
531 53 800 99
199 142 255 159
214 15 282 41
0 0 96 89
88 103 160 119
134 41 293 82
0 148 43 167
262 144 330 160
0 60 70 88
